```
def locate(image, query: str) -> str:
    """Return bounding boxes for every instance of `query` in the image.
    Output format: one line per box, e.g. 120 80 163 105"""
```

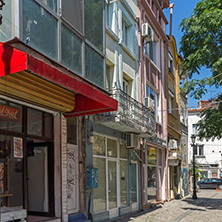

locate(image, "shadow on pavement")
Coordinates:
181 207 206 211
182 197 222 210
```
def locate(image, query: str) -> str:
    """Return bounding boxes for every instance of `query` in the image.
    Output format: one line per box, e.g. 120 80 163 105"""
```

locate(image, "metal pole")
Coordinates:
192 144 197 199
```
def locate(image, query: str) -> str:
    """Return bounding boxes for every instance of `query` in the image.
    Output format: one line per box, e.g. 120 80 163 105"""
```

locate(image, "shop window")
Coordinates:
107 138 117 157
147 147 157 201
93 134 105 156
85 45 104 88
44 113 53 138
27 108 43 137
0 100 23 133
23 0 58 60
120 160 127 206
61 25 82 76
120 143 127 159
0 135 23 207
93 157 106 213
62 0 83 33
85 0 103 52
67 117 77 145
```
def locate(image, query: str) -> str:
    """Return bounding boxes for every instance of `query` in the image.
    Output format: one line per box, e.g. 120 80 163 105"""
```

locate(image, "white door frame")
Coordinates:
106 158 119 218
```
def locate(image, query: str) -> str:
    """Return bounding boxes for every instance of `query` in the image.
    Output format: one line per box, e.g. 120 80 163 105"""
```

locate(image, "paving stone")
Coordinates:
112 189 222 222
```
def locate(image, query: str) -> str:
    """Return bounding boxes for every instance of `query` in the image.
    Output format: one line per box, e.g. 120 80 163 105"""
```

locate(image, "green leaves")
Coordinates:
179 0 222 78
179 0 222 140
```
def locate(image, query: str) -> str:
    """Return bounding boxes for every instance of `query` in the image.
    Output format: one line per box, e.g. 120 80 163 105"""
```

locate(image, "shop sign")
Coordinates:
0 104 20 121
146 137 167 148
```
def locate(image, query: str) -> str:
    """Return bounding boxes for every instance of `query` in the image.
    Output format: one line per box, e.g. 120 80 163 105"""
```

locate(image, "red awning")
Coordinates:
0 42 118 116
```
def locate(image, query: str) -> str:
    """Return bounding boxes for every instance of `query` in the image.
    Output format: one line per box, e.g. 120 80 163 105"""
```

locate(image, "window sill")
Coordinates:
195 155 205 158
106 27 119 42
119 41 136 60
145 55 161 73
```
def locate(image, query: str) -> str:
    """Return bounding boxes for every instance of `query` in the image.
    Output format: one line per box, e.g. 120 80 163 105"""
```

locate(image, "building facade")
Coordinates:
138 0 169 207
0 1 117 222
166 36 182 199
179 72 189 196
188 100 222 182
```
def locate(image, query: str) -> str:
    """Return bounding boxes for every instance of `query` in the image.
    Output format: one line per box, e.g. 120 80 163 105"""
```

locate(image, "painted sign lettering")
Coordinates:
0 104 20 121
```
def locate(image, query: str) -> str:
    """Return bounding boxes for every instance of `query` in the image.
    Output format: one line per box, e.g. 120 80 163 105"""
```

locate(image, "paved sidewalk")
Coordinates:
114 189 222 222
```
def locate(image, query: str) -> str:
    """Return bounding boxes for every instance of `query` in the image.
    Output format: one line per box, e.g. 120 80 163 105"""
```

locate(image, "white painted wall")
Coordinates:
188 111 222 171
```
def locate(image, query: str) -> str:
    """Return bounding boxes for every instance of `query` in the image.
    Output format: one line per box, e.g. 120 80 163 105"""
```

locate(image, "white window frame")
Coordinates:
92 133 129 216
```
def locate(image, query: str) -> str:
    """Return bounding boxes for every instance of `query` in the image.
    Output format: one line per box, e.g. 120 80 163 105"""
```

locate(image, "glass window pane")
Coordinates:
0 100 23 133
147 147 157 165
147 166 157 201
130 163 137 203
107 138 117 157
0 0 12 41
93 157 106 213
0 135 23 207
120 143 127 159
27 108 43 136
158 149 162 166
93 135 105 156
120 161 127 206
61 25 82 75
62 0 83 33
85 45 104 88
85 0 103 51
67 117 77 145
44 113 53 138
108 161 117 209
23 0 58 60
40 0 57 13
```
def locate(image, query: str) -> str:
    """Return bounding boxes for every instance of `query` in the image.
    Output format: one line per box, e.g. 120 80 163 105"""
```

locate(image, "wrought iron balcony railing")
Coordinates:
96 89 156 135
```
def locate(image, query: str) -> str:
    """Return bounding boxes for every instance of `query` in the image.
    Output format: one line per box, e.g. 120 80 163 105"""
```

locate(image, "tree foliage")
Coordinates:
179 0 222 140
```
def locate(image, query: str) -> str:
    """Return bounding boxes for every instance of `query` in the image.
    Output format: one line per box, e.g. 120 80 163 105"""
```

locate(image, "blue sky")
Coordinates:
164 0 221 108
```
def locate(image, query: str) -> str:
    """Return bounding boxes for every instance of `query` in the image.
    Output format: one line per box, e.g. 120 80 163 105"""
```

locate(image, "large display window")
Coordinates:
144 146 164 204
92 134 129 216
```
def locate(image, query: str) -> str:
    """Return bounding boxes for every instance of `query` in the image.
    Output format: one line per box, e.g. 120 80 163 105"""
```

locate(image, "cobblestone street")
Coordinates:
114 189 222 222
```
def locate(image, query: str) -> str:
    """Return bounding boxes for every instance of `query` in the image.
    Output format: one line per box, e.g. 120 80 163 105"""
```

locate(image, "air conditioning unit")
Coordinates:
168 139 178 150
126 133 139 149
141 23 154 42
144 97 155 111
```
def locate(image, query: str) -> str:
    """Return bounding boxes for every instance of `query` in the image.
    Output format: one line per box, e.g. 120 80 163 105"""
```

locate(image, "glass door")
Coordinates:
107 160 118 218
27 142 53 216
130 162 138 211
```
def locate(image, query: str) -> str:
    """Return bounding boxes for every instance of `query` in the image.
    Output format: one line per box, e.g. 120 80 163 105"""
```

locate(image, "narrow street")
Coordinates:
114 189 222 222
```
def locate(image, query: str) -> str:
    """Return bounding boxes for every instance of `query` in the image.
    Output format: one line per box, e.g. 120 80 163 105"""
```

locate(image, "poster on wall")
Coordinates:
14 137 23 158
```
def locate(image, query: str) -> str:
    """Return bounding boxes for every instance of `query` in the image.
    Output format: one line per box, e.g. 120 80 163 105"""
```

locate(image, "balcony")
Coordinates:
94 89 156 137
